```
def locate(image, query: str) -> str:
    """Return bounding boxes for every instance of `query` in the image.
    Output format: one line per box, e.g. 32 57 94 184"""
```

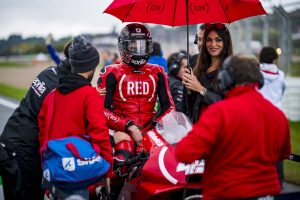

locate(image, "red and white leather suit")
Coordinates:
98 62 174 133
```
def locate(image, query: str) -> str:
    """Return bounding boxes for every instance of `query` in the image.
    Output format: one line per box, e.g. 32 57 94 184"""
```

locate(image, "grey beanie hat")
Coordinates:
68 35 100 73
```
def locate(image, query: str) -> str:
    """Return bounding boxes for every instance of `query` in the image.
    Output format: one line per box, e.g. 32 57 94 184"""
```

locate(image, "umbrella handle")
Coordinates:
187 66 193 75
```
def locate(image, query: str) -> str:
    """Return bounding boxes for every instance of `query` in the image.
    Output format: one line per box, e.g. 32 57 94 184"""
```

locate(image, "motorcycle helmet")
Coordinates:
118 23 153 68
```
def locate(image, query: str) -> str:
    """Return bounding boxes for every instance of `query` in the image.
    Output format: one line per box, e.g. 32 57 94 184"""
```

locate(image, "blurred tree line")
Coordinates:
0 35 72 56
0 8 299 57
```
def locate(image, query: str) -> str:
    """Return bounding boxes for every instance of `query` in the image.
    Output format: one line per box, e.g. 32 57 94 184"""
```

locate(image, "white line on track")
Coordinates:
0 97 19 109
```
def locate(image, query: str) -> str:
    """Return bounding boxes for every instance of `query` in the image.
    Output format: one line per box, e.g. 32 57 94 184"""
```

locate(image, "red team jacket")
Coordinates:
175 85 291 200
38 85 113 165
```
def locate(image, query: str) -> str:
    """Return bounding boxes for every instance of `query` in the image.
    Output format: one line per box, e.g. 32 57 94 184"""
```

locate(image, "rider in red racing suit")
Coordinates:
97 23 174 170
99 62 174 132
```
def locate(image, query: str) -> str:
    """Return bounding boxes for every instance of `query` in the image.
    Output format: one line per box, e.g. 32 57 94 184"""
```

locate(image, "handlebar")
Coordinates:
114 151 150 168
289 153 300 163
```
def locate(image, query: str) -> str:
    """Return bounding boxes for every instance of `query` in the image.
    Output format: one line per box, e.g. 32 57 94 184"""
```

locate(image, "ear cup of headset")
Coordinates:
169 53 186 77
169 62 180 76
217 57 235 91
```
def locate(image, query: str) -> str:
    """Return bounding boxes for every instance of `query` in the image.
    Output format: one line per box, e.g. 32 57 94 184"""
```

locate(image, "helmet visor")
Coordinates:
123 39 152 55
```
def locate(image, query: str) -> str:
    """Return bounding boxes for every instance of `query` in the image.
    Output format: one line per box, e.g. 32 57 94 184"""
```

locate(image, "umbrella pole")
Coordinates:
183 0 193 197
186 0 190 69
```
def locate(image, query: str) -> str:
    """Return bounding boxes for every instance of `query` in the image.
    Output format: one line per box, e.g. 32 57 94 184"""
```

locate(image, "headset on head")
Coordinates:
218 56 264 92
169 52 187 77
217 57 235 91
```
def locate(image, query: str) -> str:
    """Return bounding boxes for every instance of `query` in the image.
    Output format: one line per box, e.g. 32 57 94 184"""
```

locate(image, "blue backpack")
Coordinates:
42 136 110 190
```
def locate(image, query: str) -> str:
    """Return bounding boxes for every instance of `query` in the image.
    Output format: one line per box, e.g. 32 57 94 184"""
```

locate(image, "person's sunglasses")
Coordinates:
204 23 227 31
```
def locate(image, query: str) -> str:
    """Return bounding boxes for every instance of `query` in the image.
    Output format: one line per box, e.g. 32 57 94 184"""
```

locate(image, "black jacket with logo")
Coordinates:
1 59 70 150
0 59 70 200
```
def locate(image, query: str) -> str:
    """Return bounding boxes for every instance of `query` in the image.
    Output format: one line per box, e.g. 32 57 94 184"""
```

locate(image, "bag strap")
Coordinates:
65 142 96 161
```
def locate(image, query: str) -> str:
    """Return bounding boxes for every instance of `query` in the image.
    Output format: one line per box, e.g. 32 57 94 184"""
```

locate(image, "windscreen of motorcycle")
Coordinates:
156 111 192 144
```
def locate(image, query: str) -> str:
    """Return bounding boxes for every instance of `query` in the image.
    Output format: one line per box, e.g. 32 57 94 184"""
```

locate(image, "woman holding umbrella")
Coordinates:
182 23 233 123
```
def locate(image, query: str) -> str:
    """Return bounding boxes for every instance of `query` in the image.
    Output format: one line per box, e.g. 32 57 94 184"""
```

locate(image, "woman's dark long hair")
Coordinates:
193 25 233 79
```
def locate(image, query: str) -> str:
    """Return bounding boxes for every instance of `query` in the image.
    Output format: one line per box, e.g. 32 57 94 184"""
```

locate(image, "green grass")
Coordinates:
290 62 300 77
284 121 300 185
0 83 27 100
0 61 32 68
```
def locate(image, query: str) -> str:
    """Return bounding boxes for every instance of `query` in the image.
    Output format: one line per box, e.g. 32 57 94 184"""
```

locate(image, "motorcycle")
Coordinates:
95 110 204 200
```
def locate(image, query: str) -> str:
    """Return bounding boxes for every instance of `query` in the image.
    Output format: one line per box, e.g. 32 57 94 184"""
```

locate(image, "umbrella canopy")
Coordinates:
104 0 267 26
104 0 267 66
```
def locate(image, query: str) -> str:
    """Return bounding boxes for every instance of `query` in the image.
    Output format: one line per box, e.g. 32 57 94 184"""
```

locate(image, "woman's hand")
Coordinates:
182 68 204 93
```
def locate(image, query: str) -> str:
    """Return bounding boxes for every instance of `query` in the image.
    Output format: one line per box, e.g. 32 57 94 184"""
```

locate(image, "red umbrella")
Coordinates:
104 0 267 64
105 0 266 25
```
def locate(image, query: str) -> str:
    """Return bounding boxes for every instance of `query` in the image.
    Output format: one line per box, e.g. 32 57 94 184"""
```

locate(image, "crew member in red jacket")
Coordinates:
97 23 174 164
38 35 113 198
175 55 291 200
